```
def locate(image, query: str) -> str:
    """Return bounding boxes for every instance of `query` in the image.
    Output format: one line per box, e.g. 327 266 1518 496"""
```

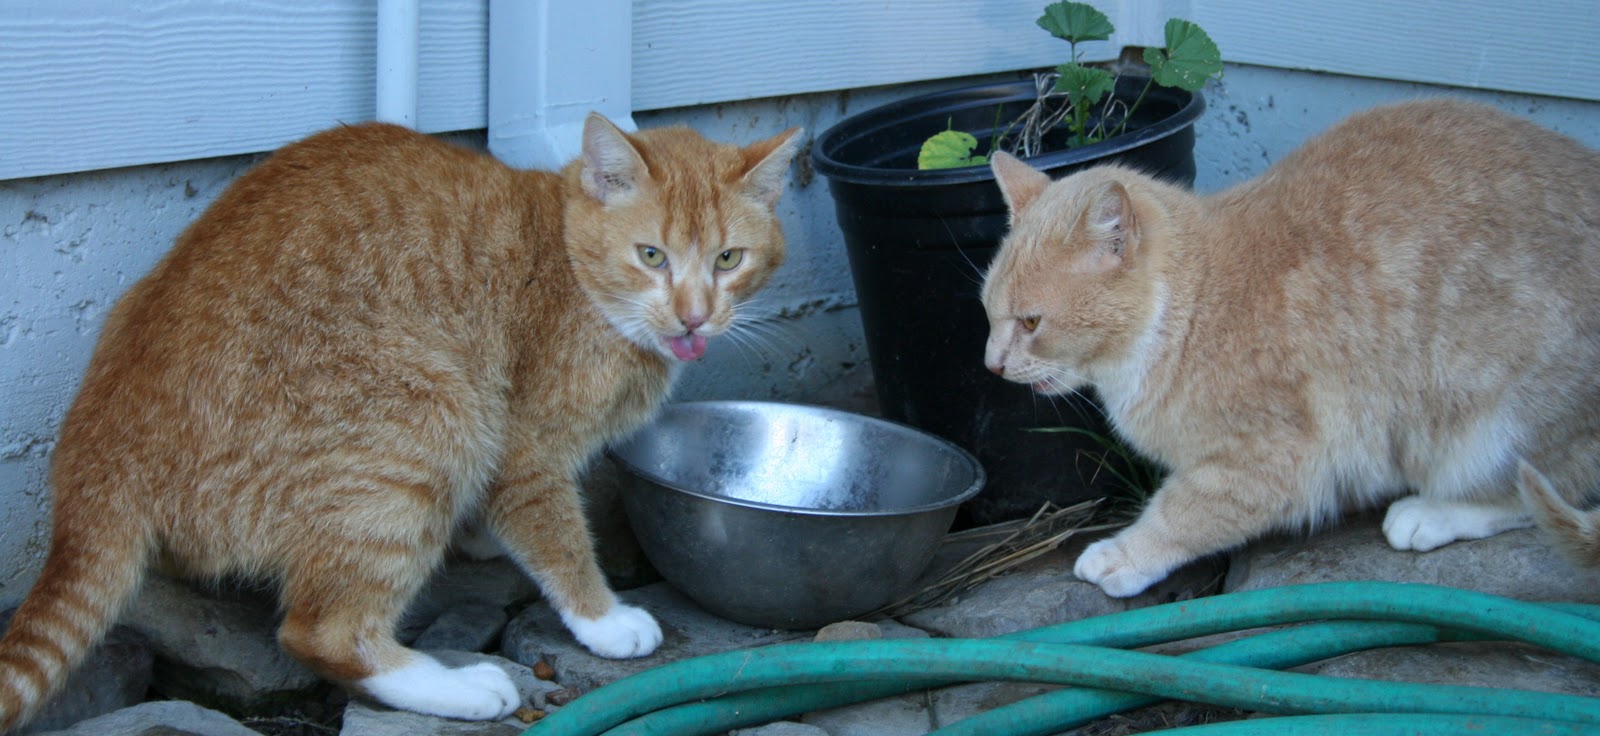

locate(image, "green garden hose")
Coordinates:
524 581 1600 736
601 620 1456 736
1121 713 1596 735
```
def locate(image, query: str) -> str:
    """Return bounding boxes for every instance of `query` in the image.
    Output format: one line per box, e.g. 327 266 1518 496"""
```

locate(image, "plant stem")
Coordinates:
1067 39 1086 147
1112 76 1154 139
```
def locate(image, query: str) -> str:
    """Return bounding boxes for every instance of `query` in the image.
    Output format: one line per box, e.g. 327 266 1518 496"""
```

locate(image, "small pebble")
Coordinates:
814 621 883 642
547 687 582 707
513 706 546 724
533 660 557 681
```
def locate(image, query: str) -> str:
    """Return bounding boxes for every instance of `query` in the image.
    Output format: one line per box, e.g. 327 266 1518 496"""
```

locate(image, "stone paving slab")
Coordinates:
1226 513 1600 602
500 581 810 693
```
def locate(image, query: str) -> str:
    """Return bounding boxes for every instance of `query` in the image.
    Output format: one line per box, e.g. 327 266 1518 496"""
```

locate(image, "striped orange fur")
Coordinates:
0 113 800 729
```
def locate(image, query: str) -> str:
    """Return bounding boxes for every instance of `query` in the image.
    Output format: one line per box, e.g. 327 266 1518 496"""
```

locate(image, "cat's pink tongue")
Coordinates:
668 334 707 361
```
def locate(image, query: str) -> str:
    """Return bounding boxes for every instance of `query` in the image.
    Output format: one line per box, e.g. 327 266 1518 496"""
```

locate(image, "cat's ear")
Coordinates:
991 152 1051 214
1086 181 1138 262
580 113 652 206
739 128 803 208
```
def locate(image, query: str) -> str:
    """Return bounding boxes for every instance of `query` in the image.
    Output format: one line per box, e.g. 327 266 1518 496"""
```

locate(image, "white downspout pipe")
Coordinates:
488 0 634 169
376 0 420 128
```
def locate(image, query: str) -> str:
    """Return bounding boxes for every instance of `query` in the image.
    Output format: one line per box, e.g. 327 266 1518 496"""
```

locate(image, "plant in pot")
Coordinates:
812 2 1220 526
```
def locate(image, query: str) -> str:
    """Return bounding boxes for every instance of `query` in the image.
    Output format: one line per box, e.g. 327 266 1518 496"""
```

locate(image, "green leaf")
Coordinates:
1053 63 1116 110
1144 19 1222 92
917 129 989 170
1036 1 1113 44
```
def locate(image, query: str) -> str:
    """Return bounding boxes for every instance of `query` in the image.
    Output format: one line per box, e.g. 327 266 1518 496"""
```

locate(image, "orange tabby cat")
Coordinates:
0 113 800 728
981 98 1600 598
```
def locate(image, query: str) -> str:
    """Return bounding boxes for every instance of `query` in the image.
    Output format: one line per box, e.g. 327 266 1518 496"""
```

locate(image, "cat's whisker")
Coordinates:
729 297 789 322
717 329 780 365
721 317 801 365
599 291 655 312
951 244 987 290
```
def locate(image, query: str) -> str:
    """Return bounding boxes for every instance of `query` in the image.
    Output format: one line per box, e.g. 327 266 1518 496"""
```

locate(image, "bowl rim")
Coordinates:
609 400 987 517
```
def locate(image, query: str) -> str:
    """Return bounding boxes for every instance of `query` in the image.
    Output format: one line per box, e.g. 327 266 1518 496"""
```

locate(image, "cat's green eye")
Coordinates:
637 245 668 268
1021 316 1041 332
715 249 745 271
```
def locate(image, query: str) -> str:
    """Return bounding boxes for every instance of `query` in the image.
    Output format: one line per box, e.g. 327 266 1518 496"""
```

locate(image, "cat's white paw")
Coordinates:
563 602 663 659
359 656 520 721
1382 496 1531 551
1075 537 1163 598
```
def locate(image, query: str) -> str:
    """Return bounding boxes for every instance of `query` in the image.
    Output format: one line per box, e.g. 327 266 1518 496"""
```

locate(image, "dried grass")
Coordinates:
871 499 1123 619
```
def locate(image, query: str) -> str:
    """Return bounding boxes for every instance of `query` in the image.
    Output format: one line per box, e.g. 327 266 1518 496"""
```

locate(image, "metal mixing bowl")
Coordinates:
611 401 986 629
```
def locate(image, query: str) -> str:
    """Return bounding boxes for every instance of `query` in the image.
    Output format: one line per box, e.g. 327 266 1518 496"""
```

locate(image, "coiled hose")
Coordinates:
523 581 1600 736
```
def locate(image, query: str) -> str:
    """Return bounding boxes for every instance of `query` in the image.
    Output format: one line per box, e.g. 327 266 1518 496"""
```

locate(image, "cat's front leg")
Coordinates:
487 467 662 659
1075 462 1304 597
1075 535 1177 598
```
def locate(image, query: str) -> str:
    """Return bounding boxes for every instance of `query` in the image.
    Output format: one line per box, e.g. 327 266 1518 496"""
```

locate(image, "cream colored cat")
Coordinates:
0 113 800 730
981 98 1600 598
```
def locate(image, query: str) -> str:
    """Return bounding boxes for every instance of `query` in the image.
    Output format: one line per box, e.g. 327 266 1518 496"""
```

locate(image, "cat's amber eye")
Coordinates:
637 245 668 268
1021 316 1041 332
715 249 745 271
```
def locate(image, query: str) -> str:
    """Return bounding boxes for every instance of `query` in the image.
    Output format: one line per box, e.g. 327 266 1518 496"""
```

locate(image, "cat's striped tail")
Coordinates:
0 521 149 733
1518 460 1600 567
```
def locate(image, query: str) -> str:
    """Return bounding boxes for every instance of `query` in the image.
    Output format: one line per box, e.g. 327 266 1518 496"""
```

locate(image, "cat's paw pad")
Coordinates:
1382 496 1527 552
1074 538 1162 598
360 657 521 721
564 603 662 659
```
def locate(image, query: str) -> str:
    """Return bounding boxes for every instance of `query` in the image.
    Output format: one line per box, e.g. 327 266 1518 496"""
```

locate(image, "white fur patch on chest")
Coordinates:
1093 285 1168 433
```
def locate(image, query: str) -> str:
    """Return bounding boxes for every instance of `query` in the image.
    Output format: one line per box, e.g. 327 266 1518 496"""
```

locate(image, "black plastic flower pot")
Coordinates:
813 76 1203 526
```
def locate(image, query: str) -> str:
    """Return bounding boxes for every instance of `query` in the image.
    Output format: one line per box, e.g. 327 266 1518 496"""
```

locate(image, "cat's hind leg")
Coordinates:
1379 416 1600 552
1380 495 1531 552
276 522 520 720
1378 429 1596 552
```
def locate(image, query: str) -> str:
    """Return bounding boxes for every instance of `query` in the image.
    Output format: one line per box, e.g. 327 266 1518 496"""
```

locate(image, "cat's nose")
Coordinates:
679 313 707 332
986 362 1005 377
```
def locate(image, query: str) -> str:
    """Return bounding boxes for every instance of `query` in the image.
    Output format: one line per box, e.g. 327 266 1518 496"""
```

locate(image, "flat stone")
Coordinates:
786 628 1075 736
804 680 1068 736
341 709 522 736
500 582 806 692
120 576 322 713
813 621 882 642
729 721 831 736
413 601 509 653
28 700 260 736
929 681 1064 730
339 652 560 736
1225 514 1600 602
1295 640 1600 697
873 619 932 639
800 689 936 736
901 533 1223 639
400 558 538 645
1169 515 1600 725
1 609 153 735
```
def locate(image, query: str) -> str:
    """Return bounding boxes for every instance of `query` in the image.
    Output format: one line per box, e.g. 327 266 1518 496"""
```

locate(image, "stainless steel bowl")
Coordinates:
611 401 985 630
